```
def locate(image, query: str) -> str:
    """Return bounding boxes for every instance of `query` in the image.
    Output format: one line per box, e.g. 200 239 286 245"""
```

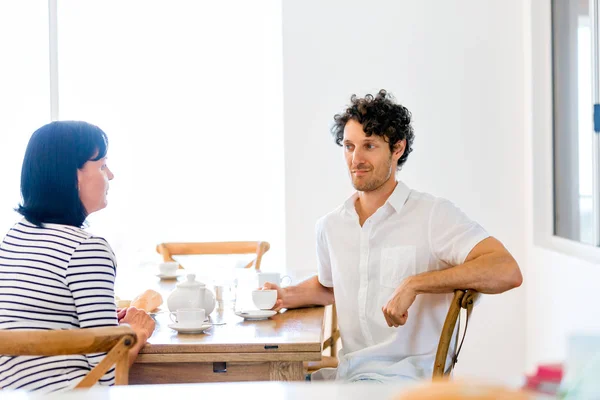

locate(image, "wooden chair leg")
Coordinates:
330 304 338 357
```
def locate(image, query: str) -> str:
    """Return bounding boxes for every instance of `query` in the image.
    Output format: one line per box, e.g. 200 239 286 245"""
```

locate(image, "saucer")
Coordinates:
156 272 180 280
235 309 277 321
168 322 211 334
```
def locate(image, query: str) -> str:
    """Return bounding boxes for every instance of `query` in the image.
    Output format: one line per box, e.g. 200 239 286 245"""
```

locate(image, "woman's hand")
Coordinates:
116 308 127 322
119 307 155 343
118 306 156 366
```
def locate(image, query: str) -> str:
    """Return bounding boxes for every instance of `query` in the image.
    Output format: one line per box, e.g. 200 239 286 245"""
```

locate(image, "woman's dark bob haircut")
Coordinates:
16 121 108 227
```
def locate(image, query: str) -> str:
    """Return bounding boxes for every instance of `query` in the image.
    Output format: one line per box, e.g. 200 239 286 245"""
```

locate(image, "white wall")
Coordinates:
282 0 527 381
526 248 600 367
526 0 600 372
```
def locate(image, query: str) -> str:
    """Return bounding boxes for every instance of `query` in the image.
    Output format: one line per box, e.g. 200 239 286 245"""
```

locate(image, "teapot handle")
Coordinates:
169 312 178 323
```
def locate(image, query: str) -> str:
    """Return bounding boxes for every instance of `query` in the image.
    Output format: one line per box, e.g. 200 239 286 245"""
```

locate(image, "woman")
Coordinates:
0 121 155 392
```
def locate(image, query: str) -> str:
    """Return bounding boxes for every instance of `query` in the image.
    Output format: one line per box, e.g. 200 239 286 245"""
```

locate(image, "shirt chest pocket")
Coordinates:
379 245 417 289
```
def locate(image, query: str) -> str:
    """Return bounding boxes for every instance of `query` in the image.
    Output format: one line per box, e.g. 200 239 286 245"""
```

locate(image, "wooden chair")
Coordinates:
305 289 479 378
432 289 479 378
0 325 137 388
156 241 270 270
305 303 340 373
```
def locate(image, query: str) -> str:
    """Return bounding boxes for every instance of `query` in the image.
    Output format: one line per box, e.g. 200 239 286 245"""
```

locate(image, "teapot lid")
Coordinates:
177 273 203 289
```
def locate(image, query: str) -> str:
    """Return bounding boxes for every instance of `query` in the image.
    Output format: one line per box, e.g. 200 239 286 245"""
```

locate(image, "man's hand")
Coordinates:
259 276 334 310
382 279 417 327
261 282 286 311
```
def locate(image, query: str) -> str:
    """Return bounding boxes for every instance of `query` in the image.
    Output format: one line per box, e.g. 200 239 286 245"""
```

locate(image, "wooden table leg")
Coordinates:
268 361 304 381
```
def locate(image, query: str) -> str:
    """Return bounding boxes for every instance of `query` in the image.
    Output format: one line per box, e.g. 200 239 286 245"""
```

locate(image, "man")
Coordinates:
264 90 522 383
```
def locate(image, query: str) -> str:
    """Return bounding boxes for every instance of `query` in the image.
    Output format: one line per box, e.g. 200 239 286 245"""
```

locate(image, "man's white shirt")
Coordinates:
315 181 489 382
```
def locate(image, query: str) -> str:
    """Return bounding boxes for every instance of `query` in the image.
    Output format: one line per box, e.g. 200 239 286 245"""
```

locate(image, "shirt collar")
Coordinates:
342 181 411 217
386 180 411 214
342 192 360 217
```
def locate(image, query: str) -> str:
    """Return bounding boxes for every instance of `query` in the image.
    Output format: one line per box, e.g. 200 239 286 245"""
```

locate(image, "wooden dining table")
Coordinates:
114 269 326 384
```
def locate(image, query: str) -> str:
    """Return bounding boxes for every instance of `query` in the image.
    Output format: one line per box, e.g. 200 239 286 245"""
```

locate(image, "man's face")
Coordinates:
343 119 405 192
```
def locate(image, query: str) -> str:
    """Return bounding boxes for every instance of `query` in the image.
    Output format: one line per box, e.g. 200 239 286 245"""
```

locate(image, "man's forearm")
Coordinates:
407 251 522 295
281 275 334 309
382 238 522 327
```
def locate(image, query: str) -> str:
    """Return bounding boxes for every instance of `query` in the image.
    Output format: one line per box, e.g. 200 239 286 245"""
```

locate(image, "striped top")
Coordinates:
0 219 118 393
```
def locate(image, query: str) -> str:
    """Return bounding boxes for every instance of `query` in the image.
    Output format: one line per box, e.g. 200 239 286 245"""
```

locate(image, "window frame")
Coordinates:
532 0 600 263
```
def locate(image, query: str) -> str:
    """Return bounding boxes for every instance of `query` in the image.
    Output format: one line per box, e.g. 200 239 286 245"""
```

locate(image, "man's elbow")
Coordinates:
504 257 523 290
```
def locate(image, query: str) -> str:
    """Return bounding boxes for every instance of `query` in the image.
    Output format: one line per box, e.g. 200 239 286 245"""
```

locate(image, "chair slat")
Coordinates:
156 241 270 270
0 325 136 356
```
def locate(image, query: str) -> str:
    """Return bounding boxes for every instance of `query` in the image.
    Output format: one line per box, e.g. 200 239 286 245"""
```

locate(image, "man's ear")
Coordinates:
393 139 406 160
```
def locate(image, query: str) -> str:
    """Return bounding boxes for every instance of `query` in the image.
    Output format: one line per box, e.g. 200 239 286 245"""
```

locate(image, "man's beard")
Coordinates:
351 157 393 192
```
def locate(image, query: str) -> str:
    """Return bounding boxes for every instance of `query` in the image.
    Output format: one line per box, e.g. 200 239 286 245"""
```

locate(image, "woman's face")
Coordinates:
77 155 114 215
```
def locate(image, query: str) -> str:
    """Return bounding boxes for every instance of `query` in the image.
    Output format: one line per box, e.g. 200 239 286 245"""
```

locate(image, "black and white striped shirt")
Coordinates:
0 219 118 392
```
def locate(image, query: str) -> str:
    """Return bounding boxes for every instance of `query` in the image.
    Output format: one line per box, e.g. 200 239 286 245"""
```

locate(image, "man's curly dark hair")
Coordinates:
331 89 415 170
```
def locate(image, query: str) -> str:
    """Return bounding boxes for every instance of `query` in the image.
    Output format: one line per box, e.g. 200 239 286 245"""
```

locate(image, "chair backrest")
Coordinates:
304 303 341 373
0 325 137 388
322 303 340 356
156 241 270 270
432 289 480 379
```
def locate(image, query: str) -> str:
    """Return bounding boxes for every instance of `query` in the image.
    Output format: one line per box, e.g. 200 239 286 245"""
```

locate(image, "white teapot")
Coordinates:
167 274 216 315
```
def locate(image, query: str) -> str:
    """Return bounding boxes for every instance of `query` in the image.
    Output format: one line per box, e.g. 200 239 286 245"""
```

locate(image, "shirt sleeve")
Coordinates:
315 218 333 287
429 199 490 266
65 236 118 387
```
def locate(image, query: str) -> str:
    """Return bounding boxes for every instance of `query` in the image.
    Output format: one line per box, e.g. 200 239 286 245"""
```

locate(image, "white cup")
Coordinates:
169 308 205 326
159 261 179 276
252 289 277 310
258 272 292 288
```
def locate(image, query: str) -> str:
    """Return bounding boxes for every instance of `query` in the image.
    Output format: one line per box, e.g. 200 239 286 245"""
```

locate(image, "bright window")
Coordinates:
552 0 600 246
57 0 285 270
1 1 285 273
0 2 51 232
